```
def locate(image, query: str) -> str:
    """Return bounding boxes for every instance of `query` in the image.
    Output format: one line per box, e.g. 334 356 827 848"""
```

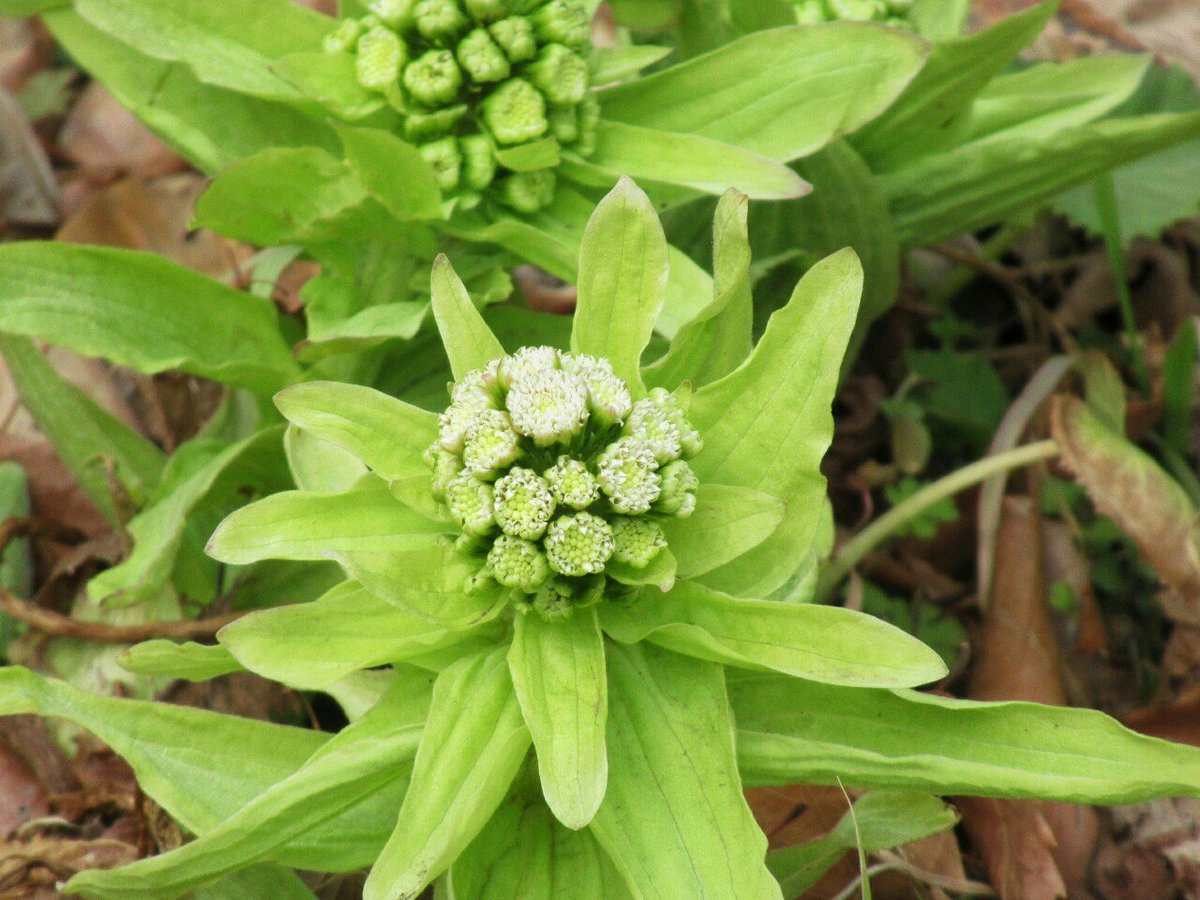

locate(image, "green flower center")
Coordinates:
326 0 597 213
427 346 702 619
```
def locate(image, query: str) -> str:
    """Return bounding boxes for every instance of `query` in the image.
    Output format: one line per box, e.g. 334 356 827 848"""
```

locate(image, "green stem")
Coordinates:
1092 174 1150 397
816 440 1060 601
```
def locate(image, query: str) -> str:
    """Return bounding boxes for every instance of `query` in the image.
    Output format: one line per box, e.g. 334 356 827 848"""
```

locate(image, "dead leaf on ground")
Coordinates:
0 84 59 227
746 784 862 898
1123 681 1200 746
57 82 184 184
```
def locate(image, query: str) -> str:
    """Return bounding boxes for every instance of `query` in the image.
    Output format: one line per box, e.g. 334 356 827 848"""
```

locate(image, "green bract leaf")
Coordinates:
219 581 491 690
336 124 445 221
590 642 781 899
508 609 608 829
732 673 1200 803
207 476 452 564
569 120 809 200
661 484 785 577
0 335 165 523
431 255 506 381
601 581 947 687
273 50 386 120
193 865 315 900
689 248 862 596
0 667 391 869
599 23 926 162
88 426 289 607
447 771 631 898
0 243 300 394
285 425 369 493
643 190 753 390
66 677 432 899
120 640 243 682
296 301 429 363
364 647 531 900
768 791 958 898
571 178 667 395
276 382 438 483
590 45 673 84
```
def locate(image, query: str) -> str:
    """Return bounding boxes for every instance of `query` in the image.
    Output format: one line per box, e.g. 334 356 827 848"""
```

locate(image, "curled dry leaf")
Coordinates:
58 83 185 181
1050 394 1200 611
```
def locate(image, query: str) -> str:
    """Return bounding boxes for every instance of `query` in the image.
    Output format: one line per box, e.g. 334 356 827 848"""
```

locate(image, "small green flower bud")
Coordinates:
403 49 464 106
356 25 408 92
575 93 600 156
649 387 703 457
404 104 468 141
427 446 464 500
415 0 470 43
544 511 614 576
466 0 510 22
460 133 498 190
505 367 588 445
525 43 588 106
480 78 547 145
488 16 537 63
456 28 511 83
488 534 551 590
418 136 463 191
368 0 419 30
324 18 364 54
495 169 556 213
560 353 631 426
437 402 485 453
462 408 523 476
451 361 501 407
532 0 590 49
654 459 698 517
623 398 682 464
526 576 575 620
445 473 496 535
498 345 559 390
610 517 666 568
544 456 599 509
494 466 556 539
596 437 661 514
547 104 578 144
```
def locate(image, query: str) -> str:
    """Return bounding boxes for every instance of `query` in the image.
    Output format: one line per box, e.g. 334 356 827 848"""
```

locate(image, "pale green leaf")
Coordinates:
67 677 432 899
508 609 607 829
120 640 243 682
274 50 387 120
732 672 1200 802
660 246 717 340
689 249 862 596
643 190 753 390
336 124 444 221
0 243 300 394
364 647 531 900
590 642 781 900
495 137 561 172
193 864 315 900
599 23 925 162
661 484 785 578
295 301 429 363
431 255 506 381
284 425 368 493
607 548 677 591
207 476 452 565
571 178 667 395
600 581 947 687
275 381 437 483
570 120 808 200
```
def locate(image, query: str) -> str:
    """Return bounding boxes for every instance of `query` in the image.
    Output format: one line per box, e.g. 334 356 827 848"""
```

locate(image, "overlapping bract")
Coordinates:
327 0 597 211
426 346 700 618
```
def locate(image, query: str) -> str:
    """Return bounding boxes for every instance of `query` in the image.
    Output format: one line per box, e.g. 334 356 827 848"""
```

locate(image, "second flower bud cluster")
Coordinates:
325 0 598 213
425 346 701 620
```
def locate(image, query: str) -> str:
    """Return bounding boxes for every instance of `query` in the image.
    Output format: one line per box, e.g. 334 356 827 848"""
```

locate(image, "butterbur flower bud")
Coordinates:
415 0 470 43
494 467 556 539
559 353 631 425
355 25 407 92
544 457 599 509
488 16 537 63
437 403 483 453
487 535 551 590
547 104 578 143
496 170 556 213
481 78 548 145
597 438 661 514
368 0 418 29
655 459 698 517
460 134 498 190
649 388 704 457
525 43 588 105
544 512 614 576
498 345 559 389
610 517 666 568
418 136 463 191
324 18 364 54
506 368 588 445
532 0 590 49
457 28 511 83
404 50 464 106
466 0 510 21
623 398 683 465
462 408 523 475
451 360 501 407
428 447 464 500
527 576 575 620
445 473 496 535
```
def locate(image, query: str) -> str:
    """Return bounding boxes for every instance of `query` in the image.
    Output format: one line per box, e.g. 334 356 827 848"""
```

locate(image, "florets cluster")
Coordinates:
325 0 598 212
794 0 913 27
426 347 701 619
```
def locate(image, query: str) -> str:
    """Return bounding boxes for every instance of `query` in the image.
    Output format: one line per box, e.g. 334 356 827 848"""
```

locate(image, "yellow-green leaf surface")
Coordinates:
661 484 785 577
431 255 506 380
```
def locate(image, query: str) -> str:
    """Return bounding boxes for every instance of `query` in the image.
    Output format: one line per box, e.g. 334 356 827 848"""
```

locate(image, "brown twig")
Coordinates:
0 516 243 643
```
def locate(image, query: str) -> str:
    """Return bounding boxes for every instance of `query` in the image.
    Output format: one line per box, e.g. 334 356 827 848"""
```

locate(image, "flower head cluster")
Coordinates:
325 0 598 212
426 346 701 619
794 0 913 27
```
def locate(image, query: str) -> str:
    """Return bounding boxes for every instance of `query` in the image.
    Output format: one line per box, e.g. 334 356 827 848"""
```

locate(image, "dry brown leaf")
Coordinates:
0 84 58 227
57 83 184 180
1123 682 1200 747
958 797 1067 900
0 18 52 93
